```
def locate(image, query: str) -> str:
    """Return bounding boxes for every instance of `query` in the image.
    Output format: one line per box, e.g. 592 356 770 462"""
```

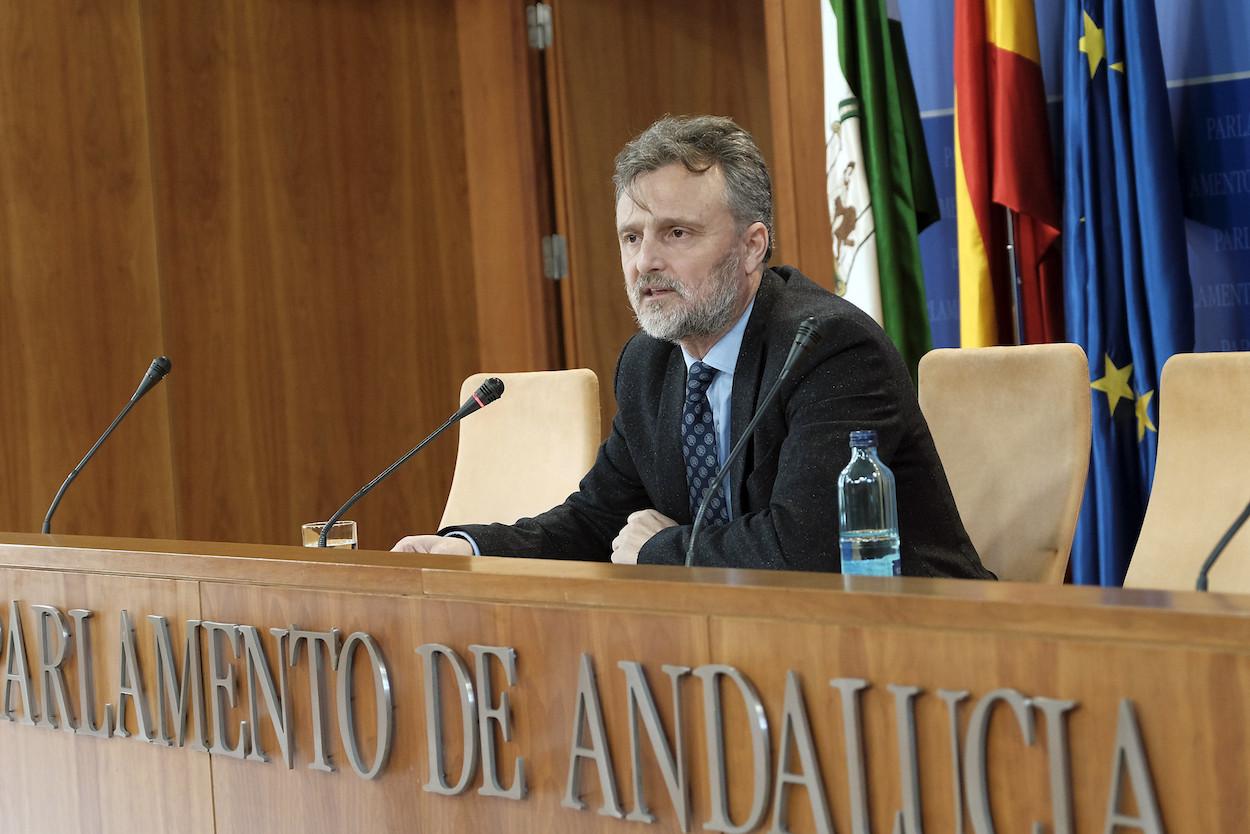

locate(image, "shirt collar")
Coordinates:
680 294 757 377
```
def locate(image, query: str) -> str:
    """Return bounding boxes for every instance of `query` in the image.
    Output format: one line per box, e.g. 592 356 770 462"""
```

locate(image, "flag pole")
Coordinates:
1004 206 1024 345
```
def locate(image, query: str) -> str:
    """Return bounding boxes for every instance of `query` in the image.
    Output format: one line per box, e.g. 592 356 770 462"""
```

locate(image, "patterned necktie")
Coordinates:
683 361 730 525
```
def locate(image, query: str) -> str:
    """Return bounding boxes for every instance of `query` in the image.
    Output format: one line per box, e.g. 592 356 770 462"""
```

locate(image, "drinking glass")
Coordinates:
301 520 358 549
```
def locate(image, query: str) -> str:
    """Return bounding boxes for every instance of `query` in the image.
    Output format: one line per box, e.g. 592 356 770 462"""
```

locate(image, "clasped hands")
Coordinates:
392 509 678 564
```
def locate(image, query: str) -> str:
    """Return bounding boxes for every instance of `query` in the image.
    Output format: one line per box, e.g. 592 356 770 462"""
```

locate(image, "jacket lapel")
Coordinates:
655 346 693 522
728 270 780 515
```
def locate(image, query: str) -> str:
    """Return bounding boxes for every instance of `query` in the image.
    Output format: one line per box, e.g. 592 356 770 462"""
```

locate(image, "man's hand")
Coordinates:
611 509 677 565
392 535 473 556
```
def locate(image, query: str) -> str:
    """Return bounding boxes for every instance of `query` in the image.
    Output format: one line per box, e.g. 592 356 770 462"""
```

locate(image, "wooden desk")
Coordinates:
0 533 1244 832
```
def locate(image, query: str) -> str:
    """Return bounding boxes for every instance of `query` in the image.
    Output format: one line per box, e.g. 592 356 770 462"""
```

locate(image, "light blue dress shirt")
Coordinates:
448 295 758 554
678 296 756 521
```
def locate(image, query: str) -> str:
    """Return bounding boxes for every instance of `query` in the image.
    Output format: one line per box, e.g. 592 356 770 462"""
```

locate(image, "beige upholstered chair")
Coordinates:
439 369 600 529
918 344 1091 582
1125 352 1250 593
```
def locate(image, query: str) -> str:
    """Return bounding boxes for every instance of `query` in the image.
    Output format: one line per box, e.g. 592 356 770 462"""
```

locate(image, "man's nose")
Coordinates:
636 235 666 274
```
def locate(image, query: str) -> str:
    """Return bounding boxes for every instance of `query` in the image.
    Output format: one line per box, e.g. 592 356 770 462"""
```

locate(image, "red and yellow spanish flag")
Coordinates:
955 0 1062 346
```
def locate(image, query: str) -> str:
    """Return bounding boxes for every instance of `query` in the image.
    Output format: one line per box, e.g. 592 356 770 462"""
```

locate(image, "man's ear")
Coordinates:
742 221 769 273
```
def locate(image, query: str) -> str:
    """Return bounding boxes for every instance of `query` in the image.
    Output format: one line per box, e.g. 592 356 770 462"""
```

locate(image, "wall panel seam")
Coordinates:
133 0 183 540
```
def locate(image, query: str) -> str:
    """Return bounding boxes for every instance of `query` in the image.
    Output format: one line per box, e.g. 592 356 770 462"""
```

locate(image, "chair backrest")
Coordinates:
1125 352 1250 593
918 344 1091 582
439 369 600 529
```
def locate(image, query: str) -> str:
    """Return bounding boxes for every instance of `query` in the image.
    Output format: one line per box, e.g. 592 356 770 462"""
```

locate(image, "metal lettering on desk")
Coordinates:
0 600 1169 831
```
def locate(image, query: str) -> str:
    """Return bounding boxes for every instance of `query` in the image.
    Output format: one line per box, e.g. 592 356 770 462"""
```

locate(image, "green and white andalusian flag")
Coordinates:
821 0 939 380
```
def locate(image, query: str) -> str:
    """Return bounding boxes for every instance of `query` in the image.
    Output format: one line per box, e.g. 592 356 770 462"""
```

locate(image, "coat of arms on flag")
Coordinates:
821 0 939 380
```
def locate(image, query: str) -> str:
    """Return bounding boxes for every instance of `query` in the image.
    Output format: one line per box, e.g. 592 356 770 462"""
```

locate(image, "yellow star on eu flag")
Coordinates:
1079 11 1125 77
1135 389 1157 441
1079 11 1105 77
1091 354 1135 415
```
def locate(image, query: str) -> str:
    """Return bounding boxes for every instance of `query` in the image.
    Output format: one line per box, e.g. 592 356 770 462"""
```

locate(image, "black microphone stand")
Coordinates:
43 357 172 534
317 378 504 547
1195 498 1250 591
317 416 457 548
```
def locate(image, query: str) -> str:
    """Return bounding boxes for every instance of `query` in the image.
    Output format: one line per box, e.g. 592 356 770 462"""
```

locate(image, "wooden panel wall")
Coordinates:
763 0 835 291
0 0 178 539
0 0 555 550
546 0 776 435
140 0 489 550
455 0 562 373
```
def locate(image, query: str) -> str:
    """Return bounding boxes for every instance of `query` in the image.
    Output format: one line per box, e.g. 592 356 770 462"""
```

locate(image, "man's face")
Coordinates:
615 163 752 345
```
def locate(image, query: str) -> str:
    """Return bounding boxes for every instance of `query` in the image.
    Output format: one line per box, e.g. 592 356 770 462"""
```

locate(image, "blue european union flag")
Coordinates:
1063 0 1195 586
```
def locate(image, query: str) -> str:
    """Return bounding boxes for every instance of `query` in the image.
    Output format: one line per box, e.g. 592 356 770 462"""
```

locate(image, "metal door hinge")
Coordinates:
542 234 567 280
527 3 553 50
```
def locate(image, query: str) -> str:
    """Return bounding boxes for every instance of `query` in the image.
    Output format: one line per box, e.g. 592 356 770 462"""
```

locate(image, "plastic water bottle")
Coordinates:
838 430 901 576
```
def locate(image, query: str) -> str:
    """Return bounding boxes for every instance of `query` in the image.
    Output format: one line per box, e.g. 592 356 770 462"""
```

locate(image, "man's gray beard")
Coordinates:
629 249 743 344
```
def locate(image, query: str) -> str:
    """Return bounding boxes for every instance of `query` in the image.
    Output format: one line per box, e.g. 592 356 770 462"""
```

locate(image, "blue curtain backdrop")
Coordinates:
1061 0 1195 586
897 0 1250 584
899 0 1250 353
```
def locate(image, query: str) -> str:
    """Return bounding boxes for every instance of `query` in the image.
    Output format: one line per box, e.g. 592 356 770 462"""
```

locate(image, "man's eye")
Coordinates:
623 234 638 245
672 229 686 238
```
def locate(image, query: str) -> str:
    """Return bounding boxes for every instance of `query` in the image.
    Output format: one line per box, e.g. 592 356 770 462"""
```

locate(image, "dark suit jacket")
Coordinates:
447 266 993 579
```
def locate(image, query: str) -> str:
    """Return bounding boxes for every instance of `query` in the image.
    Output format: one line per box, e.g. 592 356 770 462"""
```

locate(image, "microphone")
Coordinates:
1195 498 1250 591
684 318 822 567
317 377 505 547
42 356 173 534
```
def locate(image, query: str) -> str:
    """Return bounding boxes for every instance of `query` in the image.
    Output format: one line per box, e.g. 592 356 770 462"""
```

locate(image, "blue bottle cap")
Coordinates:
849 430 877 448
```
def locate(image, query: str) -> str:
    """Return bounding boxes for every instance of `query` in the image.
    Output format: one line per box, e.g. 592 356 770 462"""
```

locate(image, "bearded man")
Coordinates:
395 115 992 579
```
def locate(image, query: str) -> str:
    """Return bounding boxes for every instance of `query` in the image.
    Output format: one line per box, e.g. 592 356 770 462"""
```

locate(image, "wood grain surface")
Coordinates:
1 534 1249 832
202 583 426 834
418 599 712 833
0 568 211 832
139 0 486 550
763 0 836 291
454 0 562 374
0 0 565 550
0 0 177 540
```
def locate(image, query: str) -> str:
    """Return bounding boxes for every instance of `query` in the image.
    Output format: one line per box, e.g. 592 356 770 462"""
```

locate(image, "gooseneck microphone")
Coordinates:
42 356 173 534
1195 498 1250 591
684 318 822 567
317 377 505 547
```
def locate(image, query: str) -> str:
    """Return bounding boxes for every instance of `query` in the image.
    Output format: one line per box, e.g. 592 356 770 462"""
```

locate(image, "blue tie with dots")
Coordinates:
683 361 730 525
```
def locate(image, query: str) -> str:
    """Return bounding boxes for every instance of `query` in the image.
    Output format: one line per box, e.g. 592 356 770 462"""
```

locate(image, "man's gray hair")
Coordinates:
613 115 774 261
